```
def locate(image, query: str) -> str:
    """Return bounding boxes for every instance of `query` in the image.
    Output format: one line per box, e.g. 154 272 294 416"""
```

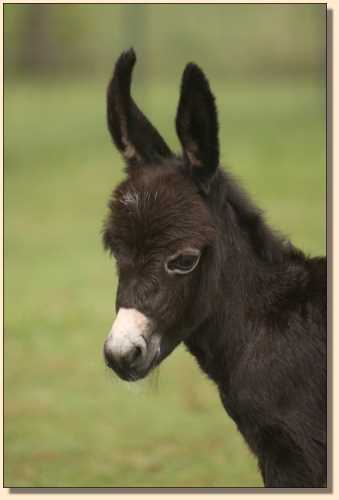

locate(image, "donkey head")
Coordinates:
103 49 219 381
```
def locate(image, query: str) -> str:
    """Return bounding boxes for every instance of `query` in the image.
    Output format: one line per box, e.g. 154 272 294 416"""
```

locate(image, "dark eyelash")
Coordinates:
167 254 198 271
165 250 201 274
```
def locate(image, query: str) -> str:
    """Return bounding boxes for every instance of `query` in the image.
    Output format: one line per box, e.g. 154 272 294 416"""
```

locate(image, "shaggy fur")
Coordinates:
102 49 326 488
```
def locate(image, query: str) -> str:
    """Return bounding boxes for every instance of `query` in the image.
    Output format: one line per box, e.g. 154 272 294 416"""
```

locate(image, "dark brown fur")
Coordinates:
102 49 326 488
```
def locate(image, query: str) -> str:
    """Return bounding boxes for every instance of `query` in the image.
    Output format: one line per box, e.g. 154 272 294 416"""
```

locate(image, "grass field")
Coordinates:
4 76 325 487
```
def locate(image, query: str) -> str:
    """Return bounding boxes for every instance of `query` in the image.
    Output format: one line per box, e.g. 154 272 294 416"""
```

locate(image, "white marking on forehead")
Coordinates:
121 191 140 207
120 190 159 209
105 308 153 358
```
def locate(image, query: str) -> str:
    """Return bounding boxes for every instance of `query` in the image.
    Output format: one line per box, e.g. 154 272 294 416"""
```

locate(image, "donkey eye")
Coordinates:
166 250 201 275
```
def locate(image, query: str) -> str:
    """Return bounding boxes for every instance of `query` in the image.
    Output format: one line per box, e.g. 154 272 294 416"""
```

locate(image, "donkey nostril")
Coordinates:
127 344 143 365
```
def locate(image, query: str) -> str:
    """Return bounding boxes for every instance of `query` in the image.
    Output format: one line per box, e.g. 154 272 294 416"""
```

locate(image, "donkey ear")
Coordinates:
176 63 219 188
107 49 173 167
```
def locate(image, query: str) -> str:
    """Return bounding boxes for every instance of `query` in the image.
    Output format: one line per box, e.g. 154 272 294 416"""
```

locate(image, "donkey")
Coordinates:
102 49 326 488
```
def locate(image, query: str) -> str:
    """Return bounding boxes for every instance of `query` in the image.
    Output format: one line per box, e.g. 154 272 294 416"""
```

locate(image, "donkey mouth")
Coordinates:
104 331 182 382
103 306 183 382
103 307 162 381
103 327 162 382
104 345 160 382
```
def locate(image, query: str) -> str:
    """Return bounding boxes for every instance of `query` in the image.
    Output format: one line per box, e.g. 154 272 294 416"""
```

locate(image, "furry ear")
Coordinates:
107 49 173 167
176 63 219 188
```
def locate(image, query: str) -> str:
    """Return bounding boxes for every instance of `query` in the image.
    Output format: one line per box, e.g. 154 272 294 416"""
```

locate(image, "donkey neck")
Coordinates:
184 258 267 387
184 168 305 388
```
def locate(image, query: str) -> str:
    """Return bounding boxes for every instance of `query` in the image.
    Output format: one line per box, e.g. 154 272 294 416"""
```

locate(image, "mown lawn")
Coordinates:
4 76 325 487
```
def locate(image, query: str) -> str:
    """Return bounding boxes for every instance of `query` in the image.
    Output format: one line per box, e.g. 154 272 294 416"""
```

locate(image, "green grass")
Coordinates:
4 77 325 487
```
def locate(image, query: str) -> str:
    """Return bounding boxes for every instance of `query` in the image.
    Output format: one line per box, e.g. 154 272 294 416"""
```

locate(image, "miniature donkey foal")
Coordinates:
102 49 326 488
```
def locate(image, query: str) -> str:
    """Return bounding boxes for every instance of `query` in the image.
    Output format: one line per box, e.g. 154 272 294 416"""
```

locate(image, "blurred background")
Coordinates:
4 4 326 488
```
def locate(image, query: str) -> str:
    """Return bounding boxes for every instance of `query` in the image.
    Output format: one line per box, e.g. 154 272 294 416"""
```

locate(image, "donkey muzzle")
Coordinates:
103 307 158 381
